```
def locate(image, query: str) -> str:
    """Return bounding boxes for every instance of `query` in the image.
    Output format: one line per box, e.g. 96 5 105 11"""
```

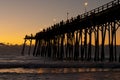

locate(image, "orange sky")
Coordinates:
0 0 119 45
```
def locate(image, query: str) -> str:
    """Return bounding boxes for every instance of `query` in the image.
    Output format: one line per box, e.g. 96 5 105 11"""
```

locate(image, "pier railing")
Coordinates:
80 0 120 19
38 0 120 34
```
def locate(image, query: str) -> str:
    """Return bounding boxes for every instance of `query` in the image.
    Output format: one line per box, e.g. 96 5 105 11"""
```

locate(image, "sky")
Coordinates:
0 0 118 45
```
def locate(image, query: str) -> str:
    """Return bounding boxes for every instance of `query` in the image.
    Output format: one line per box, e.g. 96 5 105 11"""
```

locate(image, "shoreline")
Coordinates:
0 55 120 69
0 62 120 68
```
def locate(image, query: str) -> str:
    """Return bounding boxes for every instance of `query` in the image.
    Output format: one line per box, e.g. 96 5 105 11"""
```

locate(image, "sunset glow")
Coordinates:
0 0 119 45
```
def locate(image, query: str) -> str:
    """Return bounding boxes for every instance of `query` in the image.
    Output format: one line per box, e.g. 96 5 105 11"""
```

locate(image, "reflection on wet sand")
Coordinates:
0 68 118 74
37 68 111 73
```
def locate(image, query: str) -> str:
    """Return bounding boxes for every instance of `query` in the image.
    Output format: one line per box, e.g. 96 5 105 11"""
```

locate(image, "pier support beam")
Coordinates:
101 24 107 61
80 29 84 61
33 39 39 56
74 31 80 60
21 38 27 56
28 39 32 56
94 26 99 61
88 29 92 61
84 29 88 60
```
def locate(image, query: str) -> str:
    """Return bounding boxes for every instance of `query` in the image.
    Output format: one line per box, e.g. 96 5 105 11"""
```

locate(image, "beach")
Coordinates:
0 55 119 80
0 71 120 80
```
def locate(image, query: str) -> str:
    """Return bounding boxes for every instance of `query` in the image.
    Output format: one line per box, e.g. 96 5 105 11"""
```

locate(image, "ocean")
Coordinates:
0 55 120 80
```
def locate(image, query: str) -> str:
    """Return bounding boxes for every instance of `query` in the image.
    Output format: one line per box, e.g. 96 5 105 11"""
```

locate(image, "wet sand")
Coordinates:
0 55 119 80
0 71 120 80
0 55 120 68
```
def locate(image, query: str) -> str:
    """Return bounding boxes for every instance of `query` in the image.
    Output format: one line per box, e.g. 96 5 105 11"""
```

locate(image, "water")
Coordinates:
0 55 120 80
0 70 120 80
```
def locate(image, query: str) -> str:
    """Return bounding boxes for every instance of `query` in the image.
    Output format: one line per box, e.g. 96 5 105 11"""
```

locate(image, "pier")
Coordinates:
22 0 120 62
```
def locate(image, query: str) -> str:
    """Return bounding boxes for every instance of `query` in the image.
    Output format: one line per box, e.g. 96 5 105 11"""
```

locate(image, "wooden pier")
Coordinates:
22 0 120 62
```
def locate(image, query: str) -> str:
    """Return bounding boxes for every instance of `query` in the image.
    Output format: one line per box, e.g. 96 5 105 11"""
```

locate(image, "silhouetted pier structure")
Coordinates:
22 0 120 62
